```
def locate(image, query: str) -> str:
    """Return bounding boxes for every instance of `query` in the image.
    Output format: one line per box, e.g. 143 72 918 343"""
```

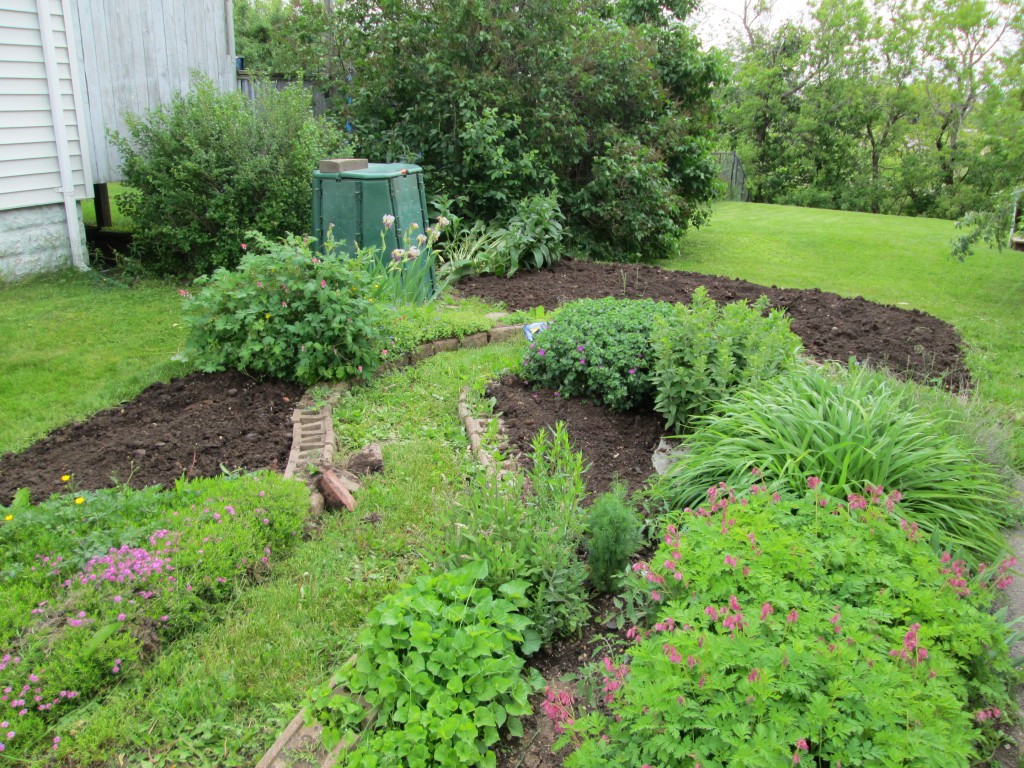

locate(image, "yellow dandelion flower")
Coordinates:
75 497 85 505
61 474 71 482
4 514 12 521
265 313 271 320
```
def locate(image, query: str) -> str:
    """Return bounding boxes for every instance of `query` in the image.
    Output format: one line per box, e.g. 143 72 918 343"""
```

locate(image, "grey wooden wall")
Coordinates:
70 0 236 184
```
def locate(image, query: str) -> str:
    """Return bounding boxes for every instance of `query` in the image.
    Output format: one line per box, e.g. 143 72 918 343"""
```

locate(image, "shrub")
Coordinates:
182 232 386 385
336 1 723 262
113 76 342 275
557 489 1017 766
650 364 1014 562
652 286 802 431
439 423 590 646
494 193 566 276
521 298 673 411
304 560 538 764
585 485 644 594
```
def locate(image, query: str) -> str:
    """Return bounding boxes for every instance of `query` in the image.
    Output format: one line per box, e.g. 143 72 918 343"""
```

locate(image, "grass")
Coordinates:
0 271 188 455
675 201 1024 464
80 182 134 230
53 341 525 765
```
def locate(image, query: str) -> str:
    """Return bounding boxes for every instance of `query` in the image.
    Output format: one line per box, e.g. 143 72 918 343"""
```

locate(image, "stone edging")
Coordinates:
258 324 524 768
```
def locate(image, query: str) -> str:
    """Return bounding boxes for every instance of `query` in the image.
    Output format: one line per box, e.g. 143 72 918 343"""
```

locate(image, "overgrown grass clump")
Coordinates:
651 364 1014 562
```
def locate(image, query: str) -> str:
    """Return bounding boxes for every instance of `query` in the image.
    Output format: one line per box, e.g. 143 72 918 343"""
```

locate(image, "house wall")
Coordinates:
70 0 236 184
0 0 91 276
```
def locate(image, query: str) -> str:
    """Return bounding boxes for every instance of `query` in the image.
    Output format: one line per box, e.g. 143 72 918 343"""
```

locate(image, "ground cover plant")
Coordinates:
0 472 309 761
554 487 1019 766
652 363 1014 563
0 271 187 456
676 201 1024 465
521 298 673 412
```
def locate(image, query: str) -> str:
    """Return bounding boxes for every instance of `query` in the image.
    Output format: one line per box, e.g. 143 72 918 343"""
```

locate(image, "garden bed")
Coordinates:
0 371 302 505
458 259 971 389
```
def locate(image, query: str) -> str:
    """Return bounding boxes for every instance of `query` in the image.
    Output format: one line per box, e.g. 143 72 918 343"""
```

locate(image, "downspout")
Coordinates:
35 0 88 270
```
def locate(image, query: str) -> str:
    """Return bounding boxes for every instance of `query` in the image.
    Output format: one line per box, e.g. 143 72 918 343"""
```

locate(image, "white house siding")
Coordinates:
0 0 90 276
70 0 236 184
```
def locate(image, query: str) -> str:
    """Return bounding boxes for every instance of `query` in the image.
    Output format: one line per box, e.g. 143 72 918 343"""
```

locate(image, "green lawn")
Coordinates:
674 202 1024 462
80 182 134 230
0 271 188 455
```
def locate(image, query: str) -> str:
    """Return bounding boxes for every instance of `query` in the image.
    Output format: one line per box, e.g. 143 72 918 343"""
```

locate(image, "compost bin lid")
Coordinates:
314 163 423 180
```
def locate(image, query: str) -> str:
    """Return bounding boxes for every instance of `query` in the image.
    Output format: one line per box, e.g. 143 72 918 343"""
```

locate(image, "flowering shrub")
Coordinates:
440 423 590 647
652 286 802 431
651 363 1013 562
304 560 538 766
182 232 387 385
0 473 308 759
555 486 1017 766
521 298 673 411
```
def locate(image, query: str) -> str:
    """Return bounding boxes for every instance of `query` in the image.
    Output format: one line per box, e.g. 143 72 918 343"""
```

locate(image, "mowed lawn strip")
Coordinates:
0 271 188 456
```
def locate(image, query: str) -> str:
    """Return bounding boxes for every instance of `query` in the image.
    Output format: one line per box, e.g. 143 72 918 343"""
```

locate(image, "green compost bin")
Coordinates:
312 162 434 298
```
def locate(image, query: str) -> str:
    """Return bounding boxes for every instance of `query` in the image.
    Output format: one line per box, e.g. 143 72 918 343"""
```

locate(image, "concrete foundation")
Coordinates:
0 203 88 281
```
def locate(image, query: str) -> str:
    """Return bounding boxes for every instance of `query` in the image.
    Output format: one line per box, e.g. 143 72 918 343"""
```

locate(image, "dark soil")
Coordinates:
487 374 663 504
459 259 971 390
0 371 302 505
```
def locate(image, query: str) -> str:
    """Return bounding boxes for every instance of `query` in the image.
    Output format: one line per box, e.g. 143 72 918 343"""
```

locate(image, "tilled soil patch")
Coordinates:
0 371 302 504
459 259 970 390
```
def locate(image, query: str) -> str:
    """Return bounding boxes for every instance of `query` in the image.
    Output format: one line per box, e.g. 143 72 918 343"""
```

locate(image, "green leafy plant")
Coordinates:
113 76 342 276
304 560 538 766
357 215 453 306
557 488 1018 766
182 232 386 385
521 298 673 411
439 423 590 646
384 304 492 356
585 485 644 594
652 286 802 431
650 363 1014 562
494 192 566 276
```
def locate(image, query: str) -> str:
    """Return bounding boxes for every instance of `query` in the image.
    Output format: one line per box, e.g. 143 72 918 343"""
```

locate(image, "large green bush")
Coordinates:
650 364 1014 562
521 298 673 411
182 233 386 385
333 0 723 262
652 286 802 431
113 76 342 275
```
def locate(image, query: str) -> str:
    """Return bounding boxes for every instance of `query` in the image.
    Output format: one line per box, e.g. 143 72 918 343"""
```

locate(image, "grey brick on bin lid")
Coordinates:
318 158 369 173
